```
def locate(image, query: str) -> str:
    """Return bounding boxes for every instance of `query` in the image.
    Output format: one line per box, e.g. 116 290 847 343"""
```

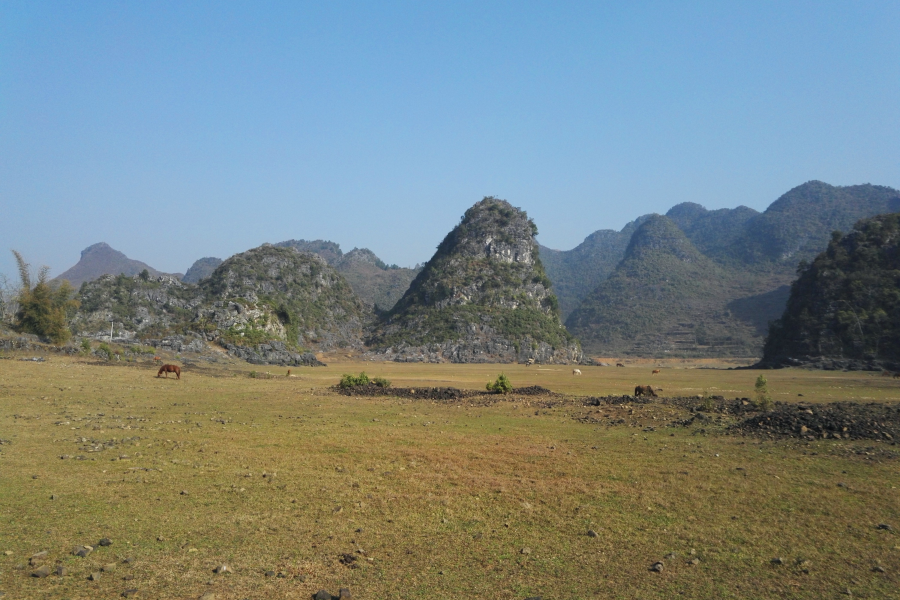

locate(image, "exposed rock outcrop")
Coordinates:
182 257 223 284
367 197 580 363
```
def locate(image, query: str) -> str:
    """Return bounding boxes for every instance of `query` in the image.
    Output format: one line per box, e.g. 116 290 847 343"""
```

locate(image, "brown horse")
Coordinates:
652 369 661 374
634 385 657 397
616 363 625 368
157 364 181 379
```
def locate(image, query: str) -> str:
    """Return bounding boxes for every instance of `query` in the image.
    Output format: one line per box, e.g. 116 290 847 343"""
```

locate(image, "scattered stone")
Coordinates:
265 570 275 577
313 591 332 600
688 558 700 565
99 538 113 547
650 561 664 572
873 565 886 573
73 545 94 557
520 547 532 555
102 562 117 572
29 551 48 565
31 565 51 578
876 523 893 531
50 494 57 500
198 594 217 600
587 529 598 538
524 597 543 600
122 589 141 597
339 589 352 599
157 536 165 541
213 564 230 574
665 553 676 560
3 551 11 556
55 565 67 576
88 571 101 581
180 490 189 496
339 553 357 566
771 557 784 565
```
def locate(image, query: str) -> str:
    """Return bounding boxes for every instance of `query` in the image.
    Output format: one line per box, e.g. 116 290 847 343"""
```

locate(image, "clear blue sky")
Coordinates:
1 1 898 279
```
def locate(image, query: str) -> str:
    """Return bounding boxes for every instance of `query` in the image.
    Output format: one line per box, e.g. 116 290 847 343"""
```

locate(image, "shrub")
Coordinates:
339 372 370 389
372 376 391 388
11 251 78 344
249 370 257 379
80 338 91 354
754 375 773 411
96 342 112 360
486 373 512 394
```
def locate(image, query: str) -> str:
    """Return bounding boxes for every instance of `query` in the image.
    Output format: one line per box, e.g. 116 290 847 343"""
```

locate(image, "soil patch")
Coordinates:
733 401 900 442
333 384 556 402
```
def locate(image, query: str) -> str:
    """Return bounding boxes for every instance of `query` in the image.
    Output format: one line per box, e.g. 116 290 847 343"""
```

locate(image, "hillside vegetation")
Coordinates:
762 213 900 369
368 197 579 363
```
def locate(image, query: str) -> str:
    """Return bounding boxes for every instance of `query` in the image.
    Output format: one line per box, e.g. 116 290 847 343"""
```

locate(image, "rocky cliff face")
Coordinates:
761 213 900 370
367 197 580 363
198 244 365 350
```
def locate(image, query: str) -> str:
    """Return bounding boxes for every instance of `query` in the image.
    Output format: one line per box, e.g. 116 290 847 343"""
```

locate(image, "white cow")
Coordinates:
572 368 582 376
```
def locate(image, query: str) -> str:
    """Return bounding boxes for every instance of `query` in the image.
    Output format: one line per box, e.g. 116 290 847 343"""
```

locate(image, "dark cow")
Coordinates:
634 385 657 397
616 363 625 368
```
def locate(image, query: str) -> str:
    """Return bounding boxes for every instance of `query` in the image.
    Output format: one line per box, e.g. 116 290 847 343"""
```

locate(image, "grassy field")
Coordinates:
0 353 898 599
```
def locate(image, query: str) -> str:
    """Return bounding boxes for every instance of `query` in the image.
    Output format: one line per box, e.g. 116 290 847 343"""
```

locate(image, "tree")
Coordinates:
11 251 79 344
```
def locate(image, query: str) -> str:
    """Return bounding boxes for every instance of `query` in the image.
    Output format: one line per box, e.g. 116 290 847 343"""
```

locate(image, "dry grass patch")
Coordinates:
0 355 898 599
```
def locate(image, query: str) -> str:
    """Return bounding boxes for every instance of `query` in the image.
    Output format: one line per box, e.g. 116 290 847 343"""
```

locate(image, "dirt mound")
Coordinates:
334 384 555 401
733 402 900 442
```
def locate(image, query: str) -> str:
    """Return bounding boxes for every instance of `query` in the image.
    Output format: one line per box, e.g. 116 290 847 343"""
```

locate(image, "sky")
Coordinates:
1 1 898 280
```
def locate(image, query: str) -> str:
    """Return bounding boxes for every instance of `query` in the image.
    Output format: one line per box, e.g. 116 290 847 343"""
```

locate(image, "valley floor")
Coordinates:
0 354 898 599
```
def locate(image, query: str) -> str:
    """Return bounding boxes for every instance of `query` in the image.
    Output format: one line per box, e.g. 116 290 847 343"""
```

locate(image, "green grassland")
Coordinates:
1 354 898 599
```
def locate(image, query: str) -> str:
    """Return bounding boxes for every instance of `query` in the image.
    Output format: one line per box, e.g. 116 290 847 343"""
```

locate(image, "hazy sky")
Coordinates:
1 1 898 279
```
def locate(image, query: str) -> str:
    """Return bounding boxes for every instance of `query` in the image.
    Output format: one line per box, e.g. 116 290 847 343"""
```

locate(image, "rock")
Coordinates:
31 565 51 578
688 558 700 565
587 529 598 538
771 557 783 565
199 594 217 600
102 562 117 572
50 494 57 500
313 591 333 600
29 551 48 565
88 571 101 581
339 589 352 599
265 570 275 577
213 564 229 574
525 597 543 600
123 589 141 597
180 490 189 495
873 565 886 573
520 547 532 555
876 523 893 531
3 551 11 556
55 565 67 576
650 561 664 572
73 545 94 557
99 538 112 546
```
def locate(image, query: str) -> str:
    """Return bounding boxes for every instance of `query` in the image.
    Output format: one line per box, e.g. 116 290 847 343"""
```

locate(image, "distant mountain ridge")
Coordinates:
549 181 900 357
54 242 182 288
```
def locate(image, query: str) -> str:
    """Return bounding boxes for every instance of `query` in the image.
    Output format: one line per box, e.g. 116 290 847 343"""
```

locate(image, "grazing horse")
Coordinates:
634 385 657 397
572 369 582 376
881 371 892 377
153 356 161 363
157 364 181 379
652 369 660 375
616 363 625 368
525 358 535 366
895 372 900 379
287 369 292 377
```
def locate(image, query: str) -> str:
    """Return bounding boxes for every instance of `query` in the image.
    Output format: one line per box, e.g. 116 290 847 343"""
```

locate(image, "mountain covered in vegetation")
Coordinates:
367 197 580 363
556 181 900 357
54 242 181 288
182 257 223 283
761 213 900 370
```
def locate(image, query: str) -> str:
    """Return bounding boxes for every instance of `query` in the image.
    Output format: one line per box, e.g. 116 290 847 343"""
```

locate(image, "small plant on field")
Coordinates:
80 338 91 354
486 373 512 394
372 376 391 388
754 375 773 411
96 342 112 360
339 372 370 388
249 370 257 378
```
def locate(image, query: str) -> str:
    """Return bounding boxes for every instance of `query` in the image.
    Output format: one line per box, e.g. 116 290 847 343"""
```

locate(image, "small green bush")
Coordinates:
97 342 112 360
339 372 370 389
372 376 391 388
80 338 91 354
486 373 512 394
249 370 257 379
